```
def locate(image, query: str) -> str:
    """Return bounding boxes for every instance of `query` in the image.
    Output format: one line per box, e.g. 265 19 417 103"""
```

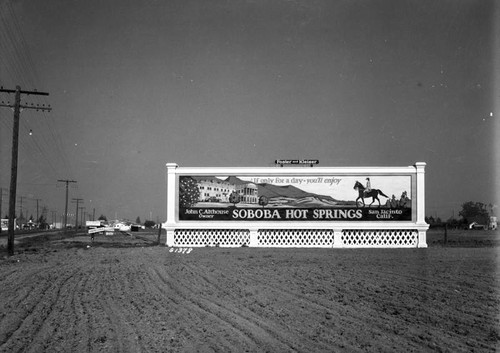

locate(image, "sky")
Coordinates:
0 0 498 223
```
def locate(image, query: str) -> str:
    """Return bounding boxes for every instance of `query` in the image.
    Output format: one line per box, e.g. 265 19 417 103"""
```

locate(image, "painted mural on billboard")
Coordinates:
178 175 412 221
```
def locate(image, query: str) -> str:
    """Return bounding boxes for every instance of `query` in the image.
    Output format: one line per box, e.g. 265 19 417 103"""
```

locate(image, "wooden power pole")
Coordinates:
72 198 83 234
0 187 5 234
57 179 77 230
0 86 51 256
34 198 42 228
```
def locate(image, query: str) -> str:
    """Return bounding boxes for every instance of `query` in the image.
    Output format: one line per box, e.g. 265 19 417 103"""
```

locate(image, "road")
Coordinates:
0 230 80 248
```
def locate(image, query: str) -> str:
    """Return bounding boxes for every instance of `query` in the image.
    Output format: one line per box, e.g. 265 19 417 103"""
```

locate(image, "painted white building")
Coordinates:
226 176 259 204
194 176 259 204
195 176 235 202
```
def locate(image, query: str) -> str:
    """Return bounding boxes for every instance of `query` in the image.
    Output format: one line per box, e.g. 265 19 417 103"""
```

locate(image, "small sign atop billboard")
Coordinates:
275 159 319 166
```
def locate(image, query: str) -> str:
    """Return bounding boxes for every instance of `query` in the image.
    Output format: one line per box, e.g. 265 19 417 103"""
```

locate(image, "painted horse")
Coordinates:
353 181 389 208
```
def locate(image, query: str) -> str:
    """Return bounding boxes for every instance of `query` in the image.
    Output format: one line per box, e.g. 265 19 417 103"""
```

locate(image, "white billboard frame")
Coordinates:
164 162 428 248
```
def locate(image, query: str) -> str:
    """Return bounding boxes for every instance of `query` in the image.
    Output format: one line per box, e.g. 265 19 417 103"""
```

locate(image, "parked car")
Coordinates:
118 224 131 232
114 223 131 232
469 222 487 230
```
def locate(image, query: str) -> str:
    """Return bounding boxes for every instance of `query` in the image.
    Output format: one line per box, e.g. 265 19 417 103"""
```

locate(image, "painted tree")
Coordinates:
229 191 241 207
179 177 200 208
258 195 269 208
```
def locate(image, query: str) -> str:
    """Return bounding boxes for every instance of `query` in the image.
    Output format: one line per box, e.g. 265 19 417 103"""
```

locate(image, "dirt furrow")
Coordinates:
80 269 111 352
179 260 395 349
23 266 86 353
238 276 429 351
149 266 271 351
85 261 142 353
0 270 54 343
163 260 308 352
1 233 498 352
0 265 56 319
173 251 487 352
66 265 94 352
98 295 143 352
0 265 79 353
179 262 329 350
146 266 232 348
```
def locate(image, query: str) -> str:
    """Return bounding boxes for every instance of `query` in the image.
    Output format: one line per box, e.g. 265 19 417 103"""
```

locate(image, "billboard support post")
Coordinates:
415 162 428 248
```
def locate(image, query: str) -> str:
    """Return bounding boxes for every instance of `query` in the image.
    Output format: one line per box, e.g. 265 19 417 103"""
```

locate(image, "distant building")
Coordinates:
489 216 497 230
1 219 8 231
1 219 21 231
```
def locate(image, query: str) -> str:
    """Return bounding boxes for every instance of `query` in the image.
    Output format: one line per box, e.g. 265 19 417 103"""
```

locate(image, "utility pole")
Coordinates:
72 198 83 234
0 188 2 235
1 86 51 256
51 210 57 228
79 206 85 228
18 195 25 226
34 198 41 228
58 179 76 231
0 187 6 234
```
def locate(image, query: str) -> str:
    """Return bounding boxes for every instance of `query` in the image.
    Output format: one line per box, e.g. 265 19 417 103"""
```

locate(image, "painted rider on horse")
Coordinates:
364 178 372 196
354 179 389 208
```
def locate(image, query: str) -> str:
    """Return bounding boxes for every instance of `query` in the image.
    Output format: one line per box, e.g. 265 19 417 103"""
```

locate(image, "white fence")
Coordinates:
164 162 429 248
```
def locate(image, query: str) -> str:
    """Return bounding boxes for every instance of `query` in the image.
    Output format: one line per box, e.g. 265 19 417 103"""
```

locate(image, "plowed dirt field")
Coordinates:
1 230 499 352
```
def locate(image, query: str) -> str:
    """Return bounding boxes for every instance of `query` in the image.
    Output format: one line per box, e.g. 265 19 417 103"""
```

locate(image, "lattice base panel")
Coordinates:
174 229 250 247
172 228 420 247
258 229 334 247
341 229 418 247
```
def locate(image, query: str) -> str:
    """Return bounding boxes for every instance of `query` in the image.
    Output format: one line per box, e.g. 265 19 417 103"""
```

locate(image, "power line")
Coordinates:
0 1 76 211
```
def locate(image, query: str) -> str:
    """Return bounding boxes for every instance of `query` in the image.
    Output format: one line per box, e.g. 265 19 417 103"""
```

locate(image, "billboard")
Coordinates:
86 220 102 227
178 174 412 221
1 219 8 231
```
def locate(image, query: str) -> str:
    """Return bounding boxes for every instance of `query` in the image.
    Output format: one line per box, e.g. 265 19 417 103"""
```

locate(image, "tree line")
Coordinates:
427 201 496 228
